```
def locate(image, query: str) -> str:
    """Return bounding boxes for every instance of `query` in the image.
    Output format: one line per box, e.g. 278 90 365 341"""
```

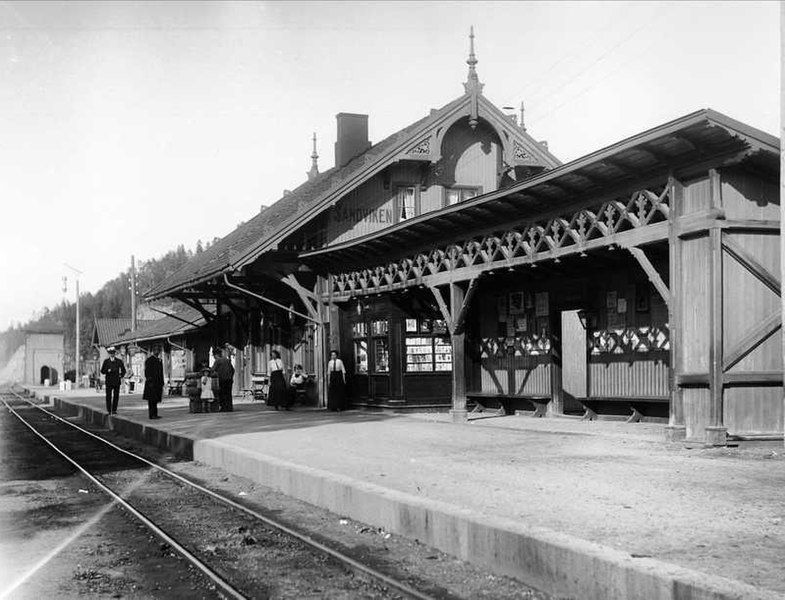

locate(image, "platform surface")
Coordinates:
24 385 785 597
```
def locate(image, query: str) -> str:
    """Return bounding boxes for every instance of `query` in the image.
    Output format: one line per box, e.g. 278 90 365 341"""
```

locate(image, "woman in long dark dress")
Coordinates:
267 350 287 410
326 350 347 412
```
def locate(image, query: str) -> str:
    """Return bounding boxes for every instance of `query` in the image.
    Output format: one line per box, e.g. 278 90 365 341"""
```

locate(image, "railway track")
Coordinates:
1 387 440 600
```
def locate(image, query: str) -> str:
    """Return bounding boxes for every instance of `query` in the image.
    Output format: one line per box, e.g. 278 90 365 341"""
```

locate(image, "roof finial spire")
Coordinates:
520 101 527 132
463 26 483 95
307 132 319 181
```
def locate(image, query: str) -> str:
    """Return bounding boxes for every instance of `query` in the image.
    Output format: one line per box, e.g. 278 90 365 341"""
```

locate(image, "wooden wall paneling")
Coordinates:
681 175 712 215
722 229 782 435
441 120 501 196
679 233 711 441
720 166 780 221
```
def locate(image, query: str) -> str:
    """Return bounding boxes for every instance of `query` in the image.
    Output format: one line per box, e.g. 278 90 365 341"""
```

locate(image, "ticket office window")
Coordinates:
404 317 452 372
353 319 390 374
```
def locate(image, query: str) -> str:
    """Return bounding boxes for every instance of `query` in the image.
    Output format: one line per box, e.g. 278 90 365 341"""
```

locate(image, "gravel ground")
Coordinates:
1 402 555 599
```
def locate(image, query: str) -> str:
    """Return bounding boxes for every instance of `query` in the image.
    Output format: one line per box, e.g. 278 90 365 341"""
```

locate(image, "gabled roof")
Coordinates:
92 318 155 347
300 108 779 266
145 88 558 301
24 324 64 335
108 306 209 346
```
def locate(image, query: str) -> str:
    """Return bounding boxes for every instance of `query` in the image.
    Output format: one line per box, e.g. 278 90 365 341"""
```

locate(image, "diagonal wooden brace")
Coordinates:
626 246 670 307
723 311 781 372
722 236 781 296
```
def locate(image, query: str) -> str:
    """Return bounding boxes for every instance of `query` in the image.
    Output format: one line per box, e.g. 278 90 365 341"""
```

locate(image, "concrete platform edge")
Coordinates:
35 390 781 600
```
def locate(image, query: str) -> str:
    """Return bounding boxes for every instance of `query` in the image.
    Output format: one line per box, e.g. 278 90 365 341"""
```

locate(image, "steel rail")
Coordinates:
0 393 248 600
4 388 438 600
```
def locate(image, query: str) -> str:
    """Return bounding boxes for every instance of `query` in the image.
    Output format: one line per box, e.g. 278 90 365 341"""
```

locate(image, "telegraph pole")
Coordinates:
130 255 137 332
64 263 83 388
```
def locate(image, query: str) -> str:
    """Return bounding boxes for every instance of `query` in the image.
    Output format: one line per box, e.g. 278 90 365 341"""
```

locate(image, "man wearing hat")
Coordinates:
210 346 235 412
143 345 164 419
100 347 126 414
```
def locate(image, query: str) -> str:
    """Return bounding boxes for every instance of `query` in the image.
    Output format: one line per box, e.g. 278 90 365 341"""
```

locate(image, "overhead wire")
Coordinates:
527 7 670 128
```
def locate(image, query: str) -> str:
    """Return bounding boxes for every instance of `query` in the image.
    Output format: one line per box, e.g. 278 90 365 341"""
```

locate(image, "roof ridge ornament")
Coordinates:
307 132 319 181
463 26 484 129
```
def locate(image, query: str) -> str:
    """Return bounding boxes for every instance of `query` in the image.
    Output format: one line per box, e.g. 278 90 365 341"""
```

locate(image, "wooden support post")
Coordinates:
706 169 727 446
666 175 686 441
314 276 327 408
449 282 468 422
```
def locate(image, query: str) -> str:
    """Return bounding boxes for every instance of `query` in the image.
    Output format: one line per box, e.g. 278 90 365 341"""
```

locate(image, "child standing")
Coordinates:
200 368 215 409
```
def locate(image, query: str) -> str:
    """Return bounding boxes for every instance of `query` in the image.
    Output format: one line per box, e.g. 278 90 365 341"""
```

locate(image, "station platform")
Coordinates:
20 385 785 600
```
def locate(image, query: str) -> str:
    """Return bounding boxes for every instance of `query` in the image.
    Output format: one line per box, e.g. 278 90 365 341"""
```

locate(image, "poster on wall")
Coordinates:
617 298 627 314
497 295 508 322
606 291 617 309
535 292 549 317
509 291 525 314
515 317 528 332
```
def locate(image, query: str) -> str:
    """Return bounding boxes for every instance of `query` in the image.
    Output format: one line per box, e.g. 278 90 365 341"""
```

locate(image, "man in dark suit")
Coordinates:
100 347 126 414
143 345 164 419
210 346 235 412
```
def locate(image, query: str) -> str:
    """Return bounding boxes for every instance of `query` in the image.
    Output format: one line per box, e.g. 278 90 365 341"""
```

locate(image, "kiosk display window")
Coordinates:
404 318 452 372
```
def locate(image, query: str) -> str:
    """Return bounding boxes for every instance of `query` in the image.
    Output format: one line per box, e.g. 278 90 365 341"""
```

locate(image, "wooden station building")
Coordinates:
146 31 781 444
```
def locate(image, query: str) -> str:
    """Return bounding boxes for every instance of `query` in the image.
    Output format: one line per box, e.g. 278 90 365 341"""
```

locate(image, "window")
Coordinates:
354 339 368 374
396 186 417 222
352 322 368 374
404 317 452 372
444 186 481 206
371 319 390 373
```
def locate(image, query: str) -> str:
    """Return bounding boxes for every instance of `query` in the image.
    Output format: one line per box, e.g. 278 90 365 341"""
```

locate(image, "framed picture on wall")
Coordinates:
635 288 650 312
606 291 617 309
497 295 508 322
535 292 549 317
509 291 525 314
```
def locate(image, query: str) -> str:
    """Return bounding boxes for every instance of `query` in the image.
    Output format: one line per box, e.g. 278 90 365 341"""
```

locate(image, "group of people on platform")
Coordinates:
100 344 348 419
263 349 346 412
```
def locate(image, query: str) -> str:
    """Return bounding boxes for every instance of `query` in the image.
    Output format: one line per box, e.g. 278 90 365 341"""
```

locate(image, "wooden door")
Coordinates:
561 310 587 411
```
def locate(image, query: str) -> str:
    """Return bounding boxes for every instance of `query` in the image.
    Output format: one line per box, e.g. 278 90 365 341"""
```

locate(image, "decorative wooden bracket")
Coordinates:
626 246 670 307
723 311 781 372
429 277 479 336
174 295 216 322
281 274 322 323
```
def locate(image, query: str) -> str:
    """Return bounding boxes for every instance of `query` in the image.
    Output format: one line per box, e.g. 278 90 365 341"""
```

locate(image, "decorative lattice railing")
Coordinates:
330 186 670 298
589 326 670 355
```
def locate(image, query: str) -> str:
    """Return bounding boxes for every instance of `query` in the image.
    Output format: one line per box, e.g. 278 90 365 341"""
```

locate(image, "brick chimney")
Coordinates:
334 113 371 168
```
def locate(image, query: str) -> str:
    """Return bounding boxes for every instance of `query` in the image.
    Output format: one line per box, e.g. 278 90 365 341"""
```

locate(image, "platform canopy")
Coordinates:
300 109 779 271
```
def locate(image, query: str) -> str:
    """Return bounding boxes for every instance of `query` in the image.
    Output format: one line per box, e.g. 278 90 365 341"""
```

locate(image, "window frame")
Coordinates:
394 184 420 224
403 317 452 374
443 185 482 208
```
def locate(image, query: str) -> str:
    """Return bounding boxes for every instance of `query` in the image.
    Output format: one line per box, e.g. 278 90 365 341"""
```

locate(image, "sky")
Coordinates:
0 0 780 330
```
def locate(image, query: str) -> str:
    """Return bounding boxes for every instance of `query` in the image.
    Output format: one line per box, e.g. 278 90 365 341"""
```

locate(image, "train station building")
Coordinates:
145 32 781 445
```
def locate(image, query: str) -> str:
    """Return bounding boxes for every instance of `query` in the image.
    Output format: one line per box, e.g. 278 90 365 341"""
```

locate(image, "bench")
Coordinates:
167 379 184 396
466 392 550 418
577 396 670 423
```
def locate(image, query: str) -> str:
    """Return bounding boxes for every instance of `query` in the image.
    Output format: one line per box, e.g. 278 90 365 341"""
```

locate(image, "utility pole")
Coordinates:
64 263 83 388
130 255 137 332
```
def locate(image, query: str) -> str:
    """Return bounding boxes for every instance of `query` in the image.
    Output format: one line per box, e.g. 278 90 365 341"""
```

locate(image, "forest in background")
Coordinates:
0 239 218 371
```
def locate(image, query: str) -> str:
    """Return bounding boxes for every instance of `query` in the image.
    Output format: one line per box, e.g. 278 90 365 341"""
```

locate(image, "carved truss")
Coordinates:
329 185 671 299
